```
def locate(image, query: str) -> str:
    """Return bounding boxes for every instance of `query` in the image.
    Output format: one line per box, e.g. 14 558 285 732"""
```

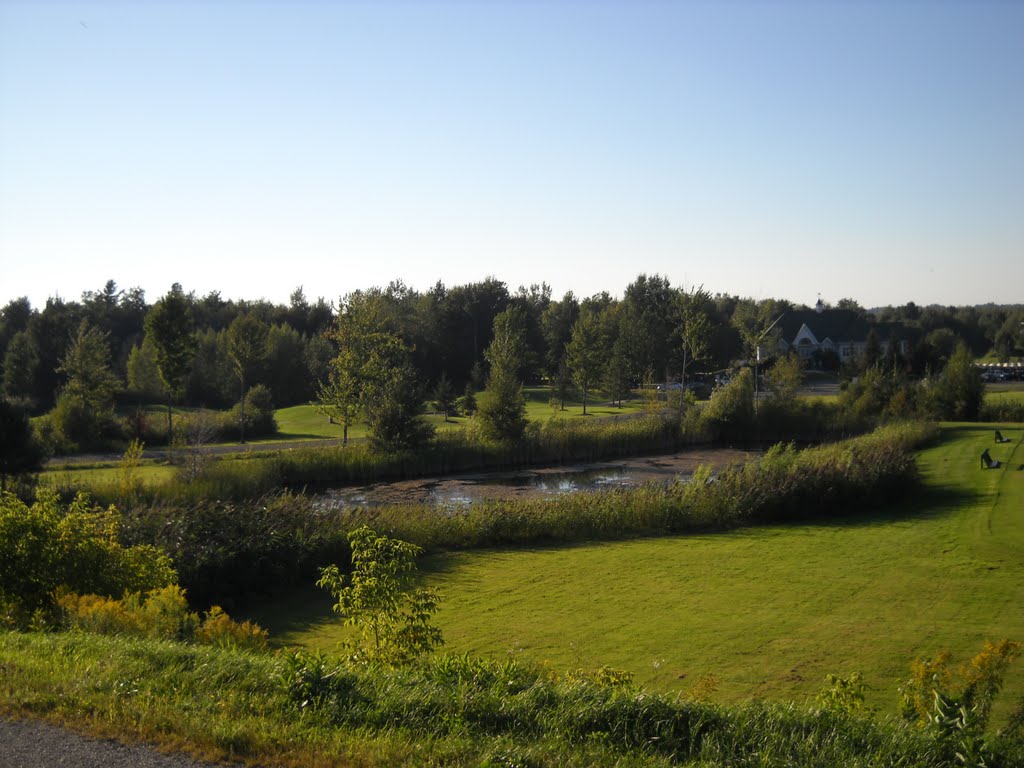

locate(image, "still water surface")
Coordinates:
317 448 755 510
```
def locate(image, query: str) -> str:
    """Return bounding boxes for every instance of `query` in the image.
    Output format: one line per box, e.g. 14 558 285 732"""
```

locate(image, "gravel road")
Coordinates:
0 718 242 768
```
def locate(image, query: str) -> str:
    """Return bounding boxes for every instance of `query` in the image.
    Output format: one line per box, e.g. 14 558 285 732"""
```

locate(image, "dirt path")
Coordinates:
0 717 243 768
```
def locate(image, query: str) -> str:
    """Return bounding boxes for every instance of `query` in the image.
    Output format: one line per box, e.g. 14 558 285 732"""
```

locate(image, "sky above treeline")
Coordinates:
1 0 1022 311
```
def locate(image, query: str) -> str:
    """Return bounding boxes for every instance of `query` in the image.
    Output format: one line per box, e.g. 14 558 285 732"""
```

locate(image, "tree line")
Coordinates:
1 276 1022 453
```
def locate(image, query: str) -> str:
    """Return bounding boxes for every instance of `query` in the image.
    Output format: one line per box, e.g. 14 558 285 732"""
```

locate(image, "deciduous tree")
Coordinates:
318 292 433 450
566 310 604 415
677 285 712 390
317 526 443 665
227 313 270 443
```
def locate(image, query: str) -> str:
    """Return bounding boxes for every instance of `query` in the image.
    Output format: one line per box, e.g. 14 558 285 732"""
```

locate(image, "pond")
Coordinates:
316 447 756 510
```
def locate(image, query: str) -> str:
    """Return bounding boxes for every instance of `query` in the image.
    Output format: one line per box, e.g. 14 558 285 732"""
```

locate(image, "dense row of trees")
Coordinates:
1 276 1022 451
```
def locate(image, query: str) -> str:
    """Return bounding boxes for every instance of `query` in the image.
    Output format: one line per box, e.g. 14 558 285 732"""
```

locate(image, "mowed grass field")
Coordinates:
258 422 1024 714
274 388 646 440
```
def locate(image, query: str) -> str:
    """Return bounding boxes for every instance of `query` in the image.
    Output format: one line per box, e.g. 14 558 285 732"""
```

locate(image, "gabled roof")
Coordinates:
778 309 872 344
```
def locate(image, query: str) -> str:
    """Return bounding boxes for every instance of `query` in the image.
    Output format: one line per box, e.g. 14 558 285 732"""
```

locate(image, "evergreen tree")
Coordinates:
2 331 38 406
145 284 197 446
476 307 528 441
53 320 122 447
0 397 46 491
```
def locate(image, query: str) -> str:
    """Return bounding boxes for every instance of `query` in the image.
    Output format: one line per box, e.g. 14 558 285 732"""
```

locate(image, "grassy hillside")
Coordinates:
259 423 1024 715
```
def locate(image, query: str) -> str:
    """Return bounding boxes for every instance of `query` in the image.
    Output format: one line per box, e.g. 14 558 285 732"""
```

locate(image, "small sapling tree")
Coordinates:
431 372 456 422
317 526 443 666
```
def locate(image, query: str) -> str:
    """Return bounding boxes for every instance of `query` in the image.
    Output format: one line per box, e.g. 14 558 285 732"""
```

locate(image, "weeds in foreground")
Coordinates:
2 630 1020 767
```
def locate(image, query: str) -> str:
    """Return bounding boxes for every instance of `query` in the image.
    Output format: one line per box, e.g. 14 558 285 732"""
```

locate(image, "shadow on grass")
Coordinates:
242 584 336 643
415 481 984 577
794 482 981 531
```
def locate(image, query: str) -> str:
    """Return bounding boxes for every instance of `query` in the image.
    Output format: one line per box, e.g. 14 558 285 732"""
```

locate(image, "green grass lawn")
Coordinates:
271 389 646 442
986 388 1024 405
254 422 1024 715
40 462 177 489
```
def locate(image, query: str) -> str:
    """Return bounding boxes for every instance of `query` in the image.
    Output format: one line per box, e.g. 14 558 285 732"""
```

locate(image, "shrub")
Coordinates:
119 492 351 610
699 368 754 442
58 586 267 648
0 489 176 619
58 585 196 640
227 383 278 440
317 526 443 666
924 343 984 421
195 605 268 650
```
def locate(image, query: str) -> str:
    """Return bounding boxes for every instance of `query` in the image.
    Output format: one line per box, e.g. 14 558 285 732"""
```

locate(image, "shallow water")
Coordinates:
317 448 754 510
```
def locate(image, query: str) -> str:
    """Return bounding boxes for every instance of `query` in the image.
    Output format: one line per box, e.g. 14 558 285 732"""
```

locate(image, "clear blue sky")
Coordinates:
2 0 1022 310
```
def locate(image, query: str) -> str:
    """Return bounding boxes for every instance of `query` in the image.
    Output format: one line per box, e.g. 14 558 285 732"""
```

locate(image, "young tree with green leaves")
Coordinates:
764 353 804 406
603 335 632 408
318 292 433 450
145 284 196 449
476 307 528 441
677 285 712 390
731 299 787 412
316 526 443 666
227 313 270 443
551 360 573 411
565 310 604 415
927 342 984 420
126 336 167 400
431 372 456 421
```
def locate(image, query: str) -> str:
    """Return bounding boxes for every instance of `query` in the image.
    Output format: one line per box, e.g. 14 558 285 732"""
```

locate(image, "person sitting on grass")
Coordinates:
981 448 1001 469
995 430 1011 443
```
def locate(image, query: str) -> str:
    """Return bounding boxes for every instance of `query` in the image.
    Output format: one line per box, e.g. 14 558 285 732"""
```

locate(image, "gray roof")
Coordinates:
778 309 872 344
777 311 917 345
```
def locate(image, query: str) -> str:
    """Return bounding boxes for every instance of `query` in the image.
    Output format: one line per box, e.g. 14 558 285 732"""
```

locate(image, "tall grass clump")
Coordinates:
980 398 1024 424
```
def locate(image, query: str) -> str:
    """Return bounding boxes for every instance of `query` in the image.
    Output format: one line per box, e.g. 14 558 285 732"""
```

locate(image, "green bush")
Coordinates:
0 489 176 621
699 369 755 442
119 492 350 610
57 587 268 649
